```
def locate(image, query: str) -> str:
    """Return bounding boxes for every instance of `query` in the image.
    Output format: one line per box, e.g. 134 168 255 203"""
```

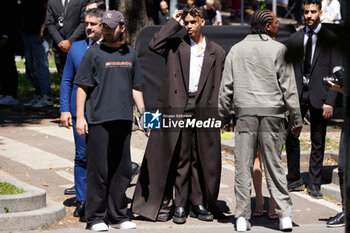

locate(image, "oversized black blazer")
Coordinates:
285 25 341 109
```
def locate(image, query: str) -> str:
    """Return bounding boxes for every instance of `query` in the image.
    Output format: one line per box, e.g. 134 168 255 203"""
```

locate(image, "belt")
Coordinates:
303 84 309 91
188 92 196 98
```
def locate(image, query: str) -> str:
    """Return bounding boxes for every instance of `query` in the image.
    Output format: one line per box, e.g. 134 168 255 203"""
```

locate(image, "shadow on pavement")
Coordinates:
0 105 59 127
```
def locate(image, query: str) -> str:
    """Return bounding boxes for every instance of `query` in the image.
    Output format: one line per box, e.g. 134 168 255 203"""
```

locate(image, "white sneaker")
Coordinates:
236 217 251 232
0 94 4 100
32 95 53 108
0 95 19 105
110 221 137 229
23 95 40 107
90 222 109 231
279 217 293 231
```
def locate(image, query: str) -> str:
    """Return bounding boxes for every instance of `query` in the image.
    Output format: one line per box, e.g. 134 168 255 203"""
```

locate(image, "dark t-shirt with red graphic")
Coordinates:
74 44 144 124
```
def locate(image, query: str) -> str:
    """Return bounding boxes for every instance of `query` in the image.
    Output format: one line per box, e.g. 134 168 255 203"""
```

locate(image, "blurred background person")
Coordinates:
22 0 53 108
213 0 222 25
46 0 88 80
0 0 19 105
321 0 342 23
85 0 106 11
186 0 196 9
200 0 217 25
158 0 170 25
229 0 241 19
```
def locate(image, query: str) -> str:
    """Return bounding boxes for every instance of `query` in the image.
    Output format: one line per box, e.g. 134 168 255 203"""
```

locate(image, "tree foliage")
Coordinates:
114 0 158 46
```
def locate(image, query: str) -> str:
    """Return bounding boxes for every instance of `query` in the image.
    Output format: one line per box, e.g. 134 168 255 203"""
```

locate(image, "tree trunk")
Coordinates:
114 0 158 46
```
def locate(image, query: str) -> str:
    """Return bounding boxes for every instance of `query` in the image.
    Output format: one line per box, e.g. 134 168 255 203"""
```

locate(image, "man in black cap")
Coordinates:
75 10 145 231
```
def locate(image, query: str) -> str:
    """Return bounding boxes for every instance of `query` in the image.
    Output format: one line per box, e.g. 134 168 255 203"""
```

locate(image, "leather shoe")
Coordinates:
287 178 305 192
64 185 76 195
190 205 213 221
307 184 323 199
131 162 140 180
327 212 345 227
173 207 186 224
73 201 85 217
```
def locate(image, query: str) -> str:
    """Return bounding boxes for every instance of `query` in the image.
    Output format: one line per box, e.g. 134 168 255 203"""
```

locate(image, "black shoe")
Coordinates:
287 178 305 192
327 212 345 227
64 185 76 195
173 207 187 224
307 184 323 199
131 162 140 180
190 205 213 221
73 201 85 217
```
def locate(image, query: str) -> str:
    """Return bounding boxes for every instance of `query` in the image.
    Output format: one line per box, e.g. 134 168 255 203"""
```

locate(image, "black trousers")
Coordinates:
85 120 132 227
0 40 18 97
52 44 67 80
173 93 203 207
286 95 327 185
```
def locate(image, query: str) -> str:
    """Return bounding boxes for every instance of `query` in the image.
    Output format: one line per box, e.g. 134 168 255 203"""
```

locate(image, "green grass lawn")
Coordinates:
282 137 339 152
16 55 60 104
0 182 24 195
17 72 60 104
16 57 56 69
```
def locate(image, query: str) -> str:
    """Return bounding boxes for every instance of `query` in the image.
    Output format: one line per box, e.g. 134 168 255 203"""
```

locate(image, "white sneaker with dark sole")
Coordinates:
110 221 136 229
279 217 293 232
23 95 40 107
90 222 108 231
32 95 53 108
236 217 251 232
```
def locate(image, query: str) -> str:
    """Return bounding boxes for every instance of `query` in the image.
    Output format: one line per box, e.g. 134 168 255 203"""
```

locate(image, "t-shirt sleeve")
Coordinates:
74 51 95 87
132 52 144 88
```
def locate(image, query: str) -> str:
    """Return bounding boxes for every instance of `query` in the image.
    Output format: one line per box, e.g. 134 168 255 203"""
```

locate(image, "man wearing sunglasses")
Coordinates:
133 7 226 224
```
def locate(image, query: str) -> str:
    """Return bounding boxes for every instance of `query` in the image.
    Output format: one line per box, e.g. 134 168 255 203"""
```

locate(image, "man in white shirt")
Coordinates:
285 0 341 199
133 7 226 224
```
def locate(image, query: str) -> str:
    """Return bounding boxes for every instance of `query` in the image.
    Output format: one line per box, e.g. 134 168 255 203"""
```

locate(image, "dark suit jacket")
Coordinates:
0 0 17 40
132 18 226 221
285 25 341 109
46 0 87 45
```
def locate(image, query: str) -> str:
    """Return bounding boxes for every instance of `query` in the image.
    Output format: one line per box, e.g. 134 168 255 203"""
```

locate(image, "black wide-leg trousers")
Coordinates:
85 120 132 227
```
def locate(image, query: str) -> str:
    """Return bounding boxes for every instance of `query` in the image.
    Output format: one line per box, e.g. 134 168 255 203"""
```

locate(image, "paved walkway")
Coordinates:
0 106 344 232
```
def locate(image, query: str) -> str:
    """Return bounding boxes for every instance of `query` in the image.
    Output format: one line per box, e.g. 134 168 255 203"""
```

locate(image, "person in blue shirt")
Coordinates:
59 8 104 219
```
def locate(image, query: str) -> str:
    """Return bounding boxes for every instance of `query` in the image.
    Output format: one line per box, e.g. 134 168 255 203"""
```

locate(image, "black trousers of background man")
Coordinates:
85 120 132 227
52 43 67 80
0 39 18 98
173 93 203 208
286 91 328 186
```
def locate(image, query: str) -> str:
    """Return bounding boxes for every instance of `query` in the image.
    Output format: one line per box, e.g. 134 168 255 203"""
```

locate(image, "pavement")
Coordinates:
0 105 345 233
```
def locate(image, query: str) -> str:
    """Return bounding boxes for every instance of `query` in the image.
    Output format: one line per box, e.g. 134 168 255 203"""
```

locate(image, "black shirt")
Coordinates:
200 6 216 25
74 44 144 124
158 11 170 25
